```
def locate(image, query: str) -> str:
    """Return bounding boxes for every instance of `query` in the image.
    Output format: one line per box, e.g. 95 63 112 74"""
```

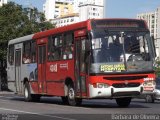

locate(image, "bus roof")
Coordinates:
8 18 148 45
33 19 92 40
8 34 34 45
33 18 148 40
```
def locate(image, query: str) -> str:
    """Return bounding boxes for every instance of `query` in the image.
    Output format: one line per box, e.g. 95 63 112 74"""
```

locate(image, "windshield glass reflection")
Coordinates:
90 30 153 73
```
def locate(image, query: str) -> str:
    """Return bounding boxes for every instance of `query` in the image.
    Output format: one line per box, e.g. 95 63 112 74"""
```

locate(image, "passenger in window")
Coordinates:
63 46 73 59
51 52 56 60
49 44 61 61
23 54 31 64
48 52 52 61
31 53 36 63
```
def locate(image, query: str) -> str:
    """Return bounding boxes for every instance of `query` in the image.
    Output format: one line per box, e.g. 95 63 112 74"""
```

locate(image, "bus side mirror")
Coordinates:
151 36 156 59
86 32 92 52
85 40 91 52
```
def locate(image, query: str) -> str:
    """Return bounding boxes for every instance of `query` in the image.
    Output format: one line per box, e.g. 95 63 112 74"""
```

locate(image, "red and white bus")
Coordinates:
7 19 156 107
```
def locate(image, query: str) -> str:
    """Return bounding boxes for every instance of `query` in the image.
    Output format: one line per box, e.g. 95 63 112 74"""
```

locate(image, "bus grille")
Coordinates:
112 83 140 88
113 91 140 97
103 75 147 81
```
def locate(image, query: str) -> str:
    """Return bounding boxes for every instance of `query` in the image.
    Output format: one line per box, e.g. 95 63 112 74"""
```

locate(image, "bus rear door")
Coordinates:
37 39 47 94
15 43 23 93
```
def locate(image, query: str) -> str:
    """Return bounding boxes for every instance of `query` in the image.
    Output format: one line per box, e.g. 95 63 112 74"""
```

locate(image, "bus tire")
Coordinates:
24 82 32 102
24 82 41 102
67 85 82 106
116 97 131 107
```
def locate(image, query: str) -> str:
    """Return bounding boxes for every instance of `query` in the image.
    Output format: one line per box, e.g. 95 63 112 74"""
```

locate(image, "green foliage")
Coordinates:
155 61 160 77
0 2 54 61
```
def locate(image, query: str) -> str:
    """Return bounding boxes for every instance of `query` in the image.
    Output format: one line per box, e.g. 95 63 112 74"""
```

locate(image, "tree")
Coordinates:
0 2 54 61
0 2 54 90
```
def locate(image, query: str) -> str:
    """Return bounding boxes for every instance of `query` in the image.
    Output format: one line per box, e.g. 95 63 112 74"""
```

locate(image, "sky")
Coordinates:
9 0 160 18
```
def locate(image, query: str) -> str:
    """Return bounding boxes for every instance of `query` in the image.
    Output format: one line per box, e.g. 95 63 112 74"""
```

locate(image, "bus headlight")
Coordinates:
143 80 156 91
143 80 155 86
97 83 110 88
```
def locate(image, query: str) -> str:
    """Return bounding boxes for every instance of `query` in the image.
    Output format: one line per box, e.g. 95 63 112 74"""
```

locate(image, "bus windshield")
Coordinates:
90 29 153 74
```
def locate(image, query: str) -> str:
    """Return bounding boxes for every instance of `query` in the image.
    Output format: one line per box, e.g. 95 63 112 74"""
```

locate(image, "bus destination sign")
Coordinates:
92 20 146 29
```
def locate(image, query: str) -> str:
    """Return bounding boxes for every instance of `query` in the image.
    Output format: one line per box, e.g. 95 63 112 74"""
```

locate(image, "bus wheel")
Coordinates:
116 97 131 107
67 85 82 106
24 82 32 102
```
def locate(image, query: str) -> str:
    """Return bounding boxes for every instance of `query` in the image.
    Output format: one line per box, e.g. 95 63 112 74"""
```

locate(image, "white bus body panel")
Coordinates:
7 34 34 93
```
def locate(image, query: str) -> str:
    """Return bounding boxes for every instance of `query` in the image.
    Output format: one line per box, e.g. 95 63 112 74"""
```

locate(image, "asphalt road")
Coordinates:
0 92 160 120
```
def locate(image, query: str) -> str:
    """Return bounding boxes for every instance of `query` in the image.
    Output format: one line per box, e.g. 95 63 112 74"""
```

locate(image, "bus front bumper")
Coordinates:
89 84 143 98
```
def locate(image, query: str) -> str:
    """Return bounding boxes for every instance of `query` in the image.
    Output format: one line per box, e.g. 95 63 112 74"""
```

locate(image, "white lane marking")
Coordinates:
0 108 76 120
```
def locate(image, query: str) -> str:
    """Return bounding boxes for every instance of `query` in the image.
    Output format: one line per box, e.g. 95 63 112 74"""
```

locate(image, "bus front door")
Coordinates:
15 48 22 93
75 38 88 98
38 45 47 94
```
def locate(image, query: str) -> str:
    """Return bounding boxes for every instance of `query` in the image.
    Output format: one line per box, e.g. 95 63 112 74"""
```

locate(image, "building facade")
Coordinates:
137 7 160 59
43 0 75 20
53 13 79 27
0 0 7 7
43 0 55 20
43 0 104 27
157 7 160 59
79 0 104 21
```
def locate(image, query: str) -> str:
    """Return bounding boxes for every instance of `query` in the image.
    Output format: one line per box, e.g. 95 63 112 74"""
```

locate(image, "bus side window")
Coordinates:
48 36 53 61
48 35 62 61
23 41 31 64
8 45 14 65
63 33 74 60
31 41 36 63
